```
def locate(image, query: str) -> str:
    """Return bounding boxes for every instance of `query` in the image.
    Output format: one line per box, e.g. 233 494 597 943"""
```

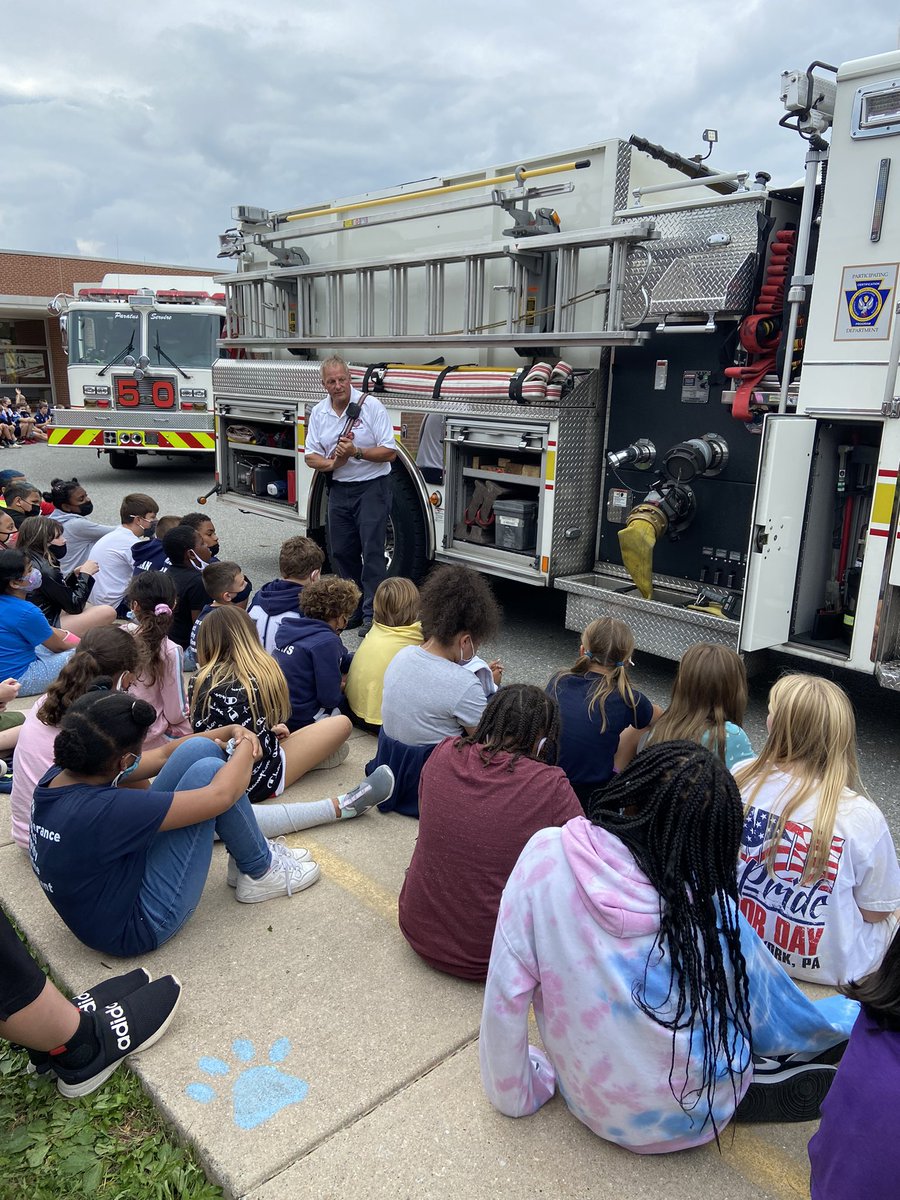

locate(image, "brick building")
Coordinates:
0 251 221 409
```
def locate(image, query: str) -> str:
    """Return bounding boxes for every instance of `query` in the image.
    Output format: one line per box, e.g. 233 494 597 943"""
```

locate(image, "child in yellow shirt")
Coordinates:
346 578 423 727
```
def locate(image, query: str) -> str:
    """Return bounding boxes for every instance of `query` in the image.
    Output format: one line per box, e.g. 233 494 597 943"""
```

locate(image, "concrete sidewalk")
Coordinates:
1 724 820 1200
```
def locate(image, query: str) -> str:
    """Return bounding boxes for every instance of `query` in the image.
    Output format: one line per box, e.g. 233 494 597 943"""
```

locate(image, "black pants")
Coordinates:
328 475 392 622
0 906 45 1021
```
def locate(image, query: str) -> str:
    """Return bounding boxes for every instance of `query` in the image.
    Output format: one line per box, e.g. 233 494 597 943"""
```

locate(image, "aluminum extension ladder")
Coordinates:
219 220 657 352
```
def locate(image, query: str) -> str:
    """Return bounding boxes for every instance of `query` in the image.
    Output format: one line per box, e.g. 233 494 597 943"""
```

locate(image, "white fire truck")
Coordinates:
49 275 225 468
210 47 900 687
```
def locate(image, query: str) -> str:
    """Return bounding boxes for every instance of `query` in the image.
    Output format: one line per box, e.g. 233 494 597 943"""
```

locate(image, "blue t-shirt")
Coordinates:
0 594 54 679
30 767 174 957
702 721 753 769
549 674 653 799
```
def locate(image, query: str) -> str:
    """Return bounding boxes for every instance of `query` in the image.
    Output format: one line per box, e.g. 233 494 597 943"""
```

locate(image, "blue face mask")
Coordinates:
112 752 141 787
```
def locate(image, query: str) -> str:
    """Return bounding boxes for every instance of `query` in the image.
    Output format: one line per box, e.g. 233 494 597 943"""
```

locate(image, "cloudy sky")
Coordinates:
2 2 898 268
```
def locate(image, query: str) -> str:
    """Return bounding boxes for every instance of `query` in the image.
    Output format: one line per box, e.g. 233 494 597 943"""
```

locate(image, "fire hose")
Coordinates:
724 229 796 422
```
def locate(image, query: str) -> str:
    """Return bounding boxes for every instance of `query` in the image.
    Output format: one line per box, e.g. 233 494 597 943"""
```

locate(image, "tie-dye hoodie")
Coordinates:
479 817 859 1154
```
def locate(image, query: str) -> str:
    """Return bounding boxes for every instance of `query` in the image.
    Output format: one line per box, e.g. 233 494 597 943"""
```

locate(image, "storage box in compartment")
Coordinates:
493 499 538 552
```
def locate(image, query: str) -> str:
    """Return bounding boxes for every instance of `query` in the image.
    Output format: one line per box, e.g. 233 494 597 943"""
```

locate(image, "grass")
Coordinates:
0 916 222 1200
0 1040 223 1200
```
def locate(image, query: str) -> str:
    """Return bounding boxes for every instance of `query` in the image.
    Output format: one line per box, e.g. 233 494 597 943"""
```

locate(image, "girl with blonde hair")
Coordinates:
190 606 392 834
645 642 753 768
190 605 354 800
735 673 900 985
346 577 423 728
547 616 661 809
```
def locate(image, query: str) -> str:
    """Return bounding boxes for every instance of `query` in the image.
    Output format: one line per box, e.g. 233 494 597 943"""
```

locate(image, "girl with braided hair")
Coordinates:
10 626 143 851
399 684 581 981
480 741 858 1150
547 617 662 809
735 674 900 985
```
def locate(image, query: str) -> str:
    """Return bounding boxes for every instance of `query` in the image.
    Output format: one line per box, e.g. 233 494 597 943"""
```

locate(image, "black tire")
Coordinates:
318 463 430 584
385 463 429 582
108 450 139 470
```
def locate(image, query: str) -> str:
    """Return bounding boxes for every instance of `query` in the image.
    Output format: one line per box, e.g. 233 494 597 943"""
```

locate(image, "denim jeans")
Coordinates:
138 739 272 947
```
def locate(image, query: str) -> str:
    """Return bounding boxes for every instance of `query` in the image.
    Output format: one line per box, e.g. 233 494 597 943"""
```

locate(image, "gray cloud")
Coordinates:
1 0 897 264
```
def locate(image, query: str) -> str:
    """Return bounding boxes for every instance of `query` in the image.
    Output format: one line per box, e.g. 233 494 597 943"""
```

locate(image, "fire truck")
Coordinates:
49 275 225 468
210 47 900 687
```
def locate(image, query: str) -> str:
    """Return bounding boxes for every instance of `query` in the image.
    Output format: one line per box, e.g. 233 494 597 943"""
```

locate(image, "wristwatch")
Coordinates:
354 448 364 460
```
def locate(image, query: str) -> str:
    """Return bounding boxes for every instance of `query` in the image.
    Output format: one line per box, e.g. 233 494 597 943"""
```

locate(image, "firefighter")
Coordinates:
304 356 396 636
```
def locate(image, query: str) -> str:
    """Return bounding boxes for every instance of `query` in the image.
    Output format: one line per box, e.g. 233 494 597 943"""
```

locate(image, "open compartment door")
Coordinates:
740 415 816 653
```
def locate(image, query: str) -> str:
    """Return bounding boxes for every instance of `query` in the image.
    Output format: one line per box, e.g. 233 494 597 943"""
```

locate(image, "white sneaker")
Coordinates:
227 838 311 888
235 840 320 904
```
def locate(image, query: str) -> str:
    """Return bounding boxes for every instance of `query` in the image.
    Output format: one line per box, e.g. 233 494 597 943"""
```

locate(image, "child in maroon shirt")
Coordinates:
399 684 582 981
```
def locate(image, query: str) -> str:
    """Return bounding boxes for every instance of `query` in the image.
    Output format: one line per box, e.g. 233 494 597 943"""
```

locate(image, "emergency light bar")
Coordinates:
75 287 225 305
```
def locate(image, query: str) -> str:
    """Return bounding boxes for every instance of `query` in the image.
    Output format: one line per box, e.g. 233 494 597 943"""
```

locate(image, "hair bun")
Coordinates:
130 698 156 730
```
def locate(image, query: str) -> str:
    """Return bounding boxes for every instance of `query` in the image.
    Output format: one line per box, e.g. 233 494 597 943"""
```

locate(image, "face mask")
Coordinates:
143 520 157 538
208 541 220 557
51 540 67 558
28 504 40 517
77 501 94 516
189 550 207 571
20 567 42 592
114 672 131 693
458 636 475 667
112 752 141 787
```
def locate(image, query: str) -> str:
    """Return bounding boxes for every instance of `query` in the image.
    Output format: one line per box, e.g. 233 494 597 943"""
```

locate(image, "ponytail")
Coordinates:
127 571 177 685
39 627 142 727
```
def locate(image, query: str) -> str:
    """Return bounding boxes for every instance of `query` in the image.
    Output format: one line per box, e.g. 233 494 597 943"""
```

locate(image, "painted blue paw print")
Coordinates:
185 1037 308 1130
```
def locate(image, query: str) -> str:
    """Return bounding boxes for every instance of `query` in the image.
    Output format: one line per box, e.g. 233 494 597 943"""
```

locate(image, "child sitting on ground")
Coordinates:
618 642 753 772
345 577 423 729
132 514 182 574
124 571 191 749
479 741 858 1152
399 685 582 981
371 564 500 817
190 605 357 804
10 626 143 850
735 674 900 986
249 536 324 653
187 560 246 670
547 616 661 810
809 927 900 1197
273 576 359 731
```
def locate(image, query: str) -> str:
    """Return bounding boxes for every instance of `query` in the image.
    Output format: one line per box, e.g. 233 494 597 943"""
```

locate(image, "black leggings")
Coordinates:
0 906 46 1021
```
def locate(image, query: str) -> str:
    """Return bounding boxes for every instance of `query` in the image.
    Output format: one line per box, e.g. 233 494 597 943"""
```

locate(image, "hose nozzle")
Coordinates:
606 438 656 471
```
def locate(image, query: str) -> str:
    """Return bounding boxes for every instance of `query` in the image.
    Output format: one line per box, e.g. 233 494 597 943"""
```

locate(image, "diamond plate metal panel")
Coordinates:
212 360 325 400
550 367 607 576
619 195 766 325
559 573 740 658
647 249 756 316
614 141 632 215
61 411 213 430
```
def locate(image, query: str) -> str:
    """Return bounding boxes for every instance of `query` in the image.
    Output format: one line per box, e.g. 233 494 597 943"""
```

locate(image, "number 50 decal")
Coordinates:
115 378 176 408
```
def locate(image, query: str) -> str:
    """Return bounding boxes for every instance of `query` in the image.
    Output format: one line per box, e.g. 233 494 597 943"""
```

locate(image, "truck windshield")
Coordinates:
148 312 220 369
68 311 140 366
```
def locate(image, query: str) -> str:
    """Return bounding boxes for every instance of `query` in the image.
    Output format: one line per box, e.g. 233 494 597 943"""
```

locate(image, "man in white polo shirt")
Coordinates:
304 356 396 636
91 492 160 615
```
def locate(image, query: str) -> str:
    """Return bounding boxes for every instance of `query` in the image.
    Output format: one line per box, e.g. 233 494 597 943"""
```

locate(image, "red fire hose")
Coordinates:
725 229 796 421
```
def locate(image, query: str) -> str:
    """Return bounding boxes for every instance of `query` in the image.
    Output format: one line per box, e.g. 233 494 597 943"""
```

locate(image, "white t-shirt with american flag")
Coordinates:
735 764 900 985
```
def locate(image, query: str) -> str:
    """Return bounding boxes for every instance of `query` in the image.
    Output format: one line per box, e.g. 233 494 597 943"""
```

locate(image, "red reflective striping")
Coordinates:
61 429 83 444
878 469 898 478
545 483 554 490
870 528 890 537
547 440 557 447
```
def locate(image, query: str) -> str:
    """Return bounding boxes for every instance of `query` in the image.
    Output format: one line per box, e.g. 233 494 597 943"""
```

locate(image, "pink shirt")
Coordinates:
11 697 58 850
124 628 190 749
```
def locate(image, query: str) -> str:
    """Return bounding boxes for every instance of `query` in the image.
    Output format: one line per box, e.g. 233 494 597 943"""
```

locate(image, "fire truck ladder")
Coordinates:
218 220 656 352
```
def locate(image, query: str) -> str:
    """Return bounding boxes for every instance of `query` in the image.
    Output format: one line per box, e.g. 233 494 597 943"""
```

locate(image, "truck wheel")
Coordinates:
318 463 430 584
108 450 139 470
386 463 429 582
